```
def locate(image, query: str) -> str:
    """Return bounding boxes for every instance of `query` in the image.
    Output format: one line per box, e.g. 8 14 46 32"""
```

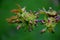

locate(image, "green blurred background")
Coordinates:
0 0 60 40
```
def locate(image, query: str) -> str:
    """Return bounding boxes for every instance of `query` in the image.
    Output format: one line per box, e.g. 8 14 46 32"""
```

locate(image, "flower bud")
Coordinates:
17 25 21 30
40 28 46 34
39 20 45 24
